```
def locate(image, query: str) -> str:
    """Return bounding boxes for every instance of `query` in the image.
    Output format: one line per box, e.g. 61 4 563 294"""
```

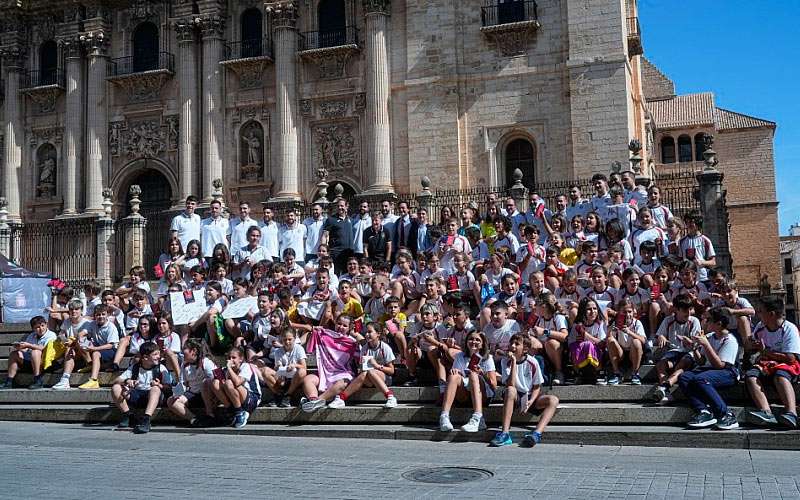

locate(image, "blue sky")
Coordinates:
638 0 799 233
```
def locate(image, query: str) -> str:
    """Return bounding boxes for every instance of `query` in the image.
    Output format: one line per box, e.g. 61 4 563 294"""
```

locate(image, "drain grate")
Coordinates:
402 467 494 484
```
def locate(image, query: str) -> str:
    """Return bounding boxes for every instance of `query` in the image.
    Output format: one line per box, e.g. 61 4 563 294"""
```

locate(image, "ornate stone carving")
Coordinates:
300 99 313 117
128 0 159 23
480 21 540 57
59 37 83 59
0 44 26 67
23 87 62 114
38 16 56 41
313 122 359 178
363 0 391 15
354 93 366 111
320 100 347 119
35 143 58 199
109 118 178 159
80 30 110 55
85 5 112 21
174 19 199 43
29 126 64 148
110 72 172 103
266 1 299 29
299 45 359 79
225 60 266 89
231 104 269 125
199 16 226 38
240 120 265 182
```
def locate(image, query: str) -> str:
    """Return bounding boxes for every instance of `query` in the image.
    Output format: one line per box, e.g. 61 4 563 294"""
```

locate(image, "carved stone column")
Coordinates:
95 188 115 287
123 185 147 272
266 1 300 200
61 38 85 215
175 19 200 201
83 32 111 214
200 16 226 202
1 47 25 222
363 0 393 194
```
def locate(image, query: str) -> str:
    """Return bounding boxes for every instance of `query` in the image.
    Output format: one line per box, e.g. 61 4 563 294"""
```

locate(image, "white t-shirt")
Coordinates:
568 321 607 344
128 332 155 354
500 354 544 394
515 243 546 284
483 320 521 352
124 304 153 332
647 204 674 230
24 330 57 347
259 220 280 260
713 296 753 331
581 287 618 315
351 215 372 254
435 321 476 348
279 223 308 262
359 341 396 368
494 233 520 255
170 212 201 253
229 217 260 251
273 344 307 378
678 234 716 281
182 357 217 394
230 362 262 397
407 322 441 351
60 319 89 339
655 314 702 352
154 332 182 354
233 244 272 280
438 234 472 274
303 216 327 256
701 333 739 367
85 321 120 347
535 314 569 334
452 351 496 376
754 321 800 355
200 217 230 257
121 363 172 391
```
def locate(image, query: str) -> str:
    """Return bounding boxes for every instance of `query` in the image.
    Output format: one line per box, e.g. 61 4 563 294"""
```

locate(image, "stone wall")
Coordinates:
641 57 675 100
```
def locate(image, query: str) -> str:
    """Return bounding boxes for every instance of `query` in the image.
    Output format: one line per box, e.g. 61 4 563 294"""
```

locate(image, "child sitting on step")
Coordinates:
260 328 308 408
568 297 607 384
167 338 217 427
1 316 57 390
111 341 172 434
490 333 559 447
651 294 702 403
205 346 262 429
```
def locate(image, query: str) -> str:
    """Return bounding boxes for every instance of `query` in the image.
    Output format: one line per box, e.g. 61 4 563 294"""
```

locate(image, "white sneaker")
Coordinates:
460 414 487 433
384 395 398 408
439 413 454 432
52 379 71 390
328 396 346 409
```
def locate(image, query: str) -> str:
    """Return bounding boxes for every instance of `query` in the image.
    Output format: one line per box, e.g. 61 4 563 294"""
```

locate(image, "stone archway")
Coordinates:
123 168 172 216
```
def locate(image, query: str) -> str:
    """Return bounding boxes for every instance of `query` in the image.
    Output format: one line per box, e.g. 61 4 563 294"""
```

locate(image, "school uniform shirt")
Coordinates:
632 257 661 276
647 204 674 230
678 233 716 281
86 321 120 347
182 357 217 394
279 223 307 262
444 270 476 294
407 322 441 351
753 321 800 355
273 344 307 370
23 330 57 348
121 363 172 391
630 226 667 257
555 287 581 309
258 220 280 260
200 216 230 257
713 296 754 331
568 321 607 344
170 212 201 254
490 290 526 310
624 186 648 208
471 240 491 263
438 234 472 274
494 233 520 255
365 294 390 320
590 193 612 215
251 312 272 340
181 257 205 284
667 280 710 302
229 216 260 251
700 333 739 368
453 351 496 376
615 287 651 311
303 215 327 256
155 333 182 354
483 320 521 352
61 319 89 339
501 354 544 394
573 259 598 279
217 277 234 296
515 243 546 284
233 244 271 280
359 341 396 367
581 286 618 315
85 296 102 317
535 314 569 335
483 267 513 289
124 304 153 332
435 321 476 348
655 314 702 353
128 332 156 354
230 362 262 398
615 319 646 348
603 203 636 238
297 284 336 321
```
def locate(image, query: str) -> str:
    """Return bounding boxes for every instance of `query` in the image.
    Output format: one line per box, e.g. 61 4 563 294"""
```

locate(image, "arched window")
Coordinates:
133 22 159 73
39 40 58 86
505 138 535 189
498 0 526 24
318 0 347 48
240 8 263 58
694 133 706 161
678 135 692 163
660 136 675 164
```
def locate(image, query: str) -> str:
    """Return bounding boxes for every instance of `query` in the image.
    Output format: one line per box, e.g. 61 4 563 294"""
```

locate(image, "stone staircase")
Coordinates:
1 323 798 449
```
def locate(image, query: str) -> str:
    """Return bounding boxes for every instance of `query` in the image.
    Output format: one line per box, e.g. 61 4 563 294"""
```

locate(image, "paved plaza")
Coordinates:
1 421 799 499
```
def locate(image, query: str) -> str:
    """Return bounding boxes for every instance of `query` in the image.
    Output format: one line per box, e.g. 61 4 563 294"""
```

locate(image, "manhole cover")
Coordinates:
402 467 494 484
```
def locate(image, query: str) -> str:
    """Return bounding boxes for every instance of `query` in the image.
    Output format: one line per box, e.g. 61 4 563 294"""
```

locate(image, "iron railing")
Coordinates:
300 26 359 51
14 218 97 286
627 16 641 38
108 52 175 77
21 68 65 89
481 0 538 27
224 38 273 61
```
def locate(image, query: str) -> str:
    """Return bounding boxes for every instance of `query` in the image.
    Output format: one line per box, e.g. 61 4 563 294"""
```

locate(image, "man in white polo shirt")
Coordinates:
229 201 259 251
200 199 229 262
303 203 326 263
352 200 372 258
279 209 307 264
169 196 201 252
259 207 280 261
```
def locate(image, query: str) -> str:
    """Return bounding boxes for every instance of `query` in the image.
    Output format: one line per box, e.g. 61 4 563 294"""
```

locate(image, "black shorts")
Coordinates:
745 367 799 384
127 388 164 409
182 391 205 409
243 391 260 413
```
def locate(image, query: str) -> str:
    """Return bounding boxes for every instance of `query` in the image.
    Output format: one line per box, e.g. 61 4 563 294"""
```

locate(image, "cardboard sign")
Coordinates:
170 290 207 325
221 296 257 320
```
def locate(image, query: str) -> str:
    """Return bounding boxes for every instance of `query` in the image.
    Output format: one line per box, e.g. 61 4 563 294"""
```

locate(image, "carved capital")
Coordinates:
174 18 199 43
59 37 84 59
80 31 111 56
266 1 298 29
0 45 26 68
199 15 226 39
363 0 391 15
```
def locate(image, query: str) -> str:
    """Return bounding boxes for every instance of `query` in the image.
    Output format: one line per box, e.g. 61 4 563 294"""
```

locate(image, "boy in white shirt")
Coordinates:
124 290 153 334
200 200 230 261
482 302 521 359
111 341 172 434
490 334 559 447
2 316 57 390
170 196 201 254
651 295 702 403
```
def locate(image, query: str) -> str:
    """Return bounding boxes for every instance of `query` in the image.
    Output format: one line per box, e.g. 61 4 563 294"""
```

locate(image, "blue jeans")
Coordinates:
678 367 738 417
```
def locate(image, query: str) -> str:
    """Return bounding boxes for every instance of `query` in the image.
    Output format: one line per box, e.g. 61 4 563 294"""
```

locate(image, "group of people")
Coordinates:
3 169 799 447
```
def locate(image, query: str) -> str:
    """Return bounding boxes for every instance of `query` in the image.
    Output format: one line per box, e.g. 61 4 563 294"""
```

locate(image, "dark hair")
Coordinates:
462 331 489 357
684 209 704 229
190 265 207 277
282 247 296 259
138 341 159 357
673 294 693 311
576 297 601 325
490 301 509 313
138 315 157 336
186 195 198 203
509 332 533 350
156 311 174 329
206 281 223 296
591 173 608 183
639 240 657 254
212 243 231 265
30 315 47 328
759 295 785 315
94 304 110 316
706 307 728 327
83 281 102 295
131 290 148 302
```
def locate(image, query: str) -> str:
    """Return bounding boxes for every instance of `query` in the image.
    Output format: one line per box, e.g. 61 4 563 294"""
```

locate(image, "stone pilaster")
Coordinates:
266 1 300 200
1 46 25 222
175 19 200 201
83 31 111 214
123 185 147 273
363 0 393 194
200 16 226 203
60 38 85 215
95 189 115 288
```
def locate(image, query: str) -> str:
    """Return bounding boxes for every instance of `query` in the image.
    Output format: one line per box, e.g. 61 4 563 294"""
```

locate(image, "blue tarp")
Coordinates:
0 254 51 323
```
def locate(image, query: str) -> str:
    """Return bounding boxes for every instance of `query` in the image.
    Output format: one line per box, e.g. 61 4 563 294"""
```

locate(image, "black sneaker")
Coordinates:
1 379 13 389
778 412 798 429
687 410 717 428
279 396 292 408
28 378 44 390
117 412 134 429
133 415 151 434
266 398 278 408
715 411 739 430
402 377 418 387
111 363 121 372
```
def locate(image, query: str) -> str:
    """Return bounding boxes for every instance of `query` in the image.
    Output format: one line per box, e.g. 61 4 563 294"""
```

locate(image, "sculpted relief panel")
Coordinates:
312 121 360 181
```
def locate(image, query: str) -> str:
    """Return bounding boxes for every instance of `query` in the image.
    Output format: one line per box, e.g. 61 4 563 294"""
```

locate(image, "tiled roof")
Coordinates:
715 107 776 131
647 93 715 130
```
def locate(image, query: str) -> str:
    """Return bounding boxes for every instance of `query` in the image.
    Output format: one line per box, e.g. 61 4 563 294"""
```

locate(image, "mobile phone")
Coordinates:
468 353 480 371
535 204 545 218
651 283 661 299
156 337 165 349
615 311 626 329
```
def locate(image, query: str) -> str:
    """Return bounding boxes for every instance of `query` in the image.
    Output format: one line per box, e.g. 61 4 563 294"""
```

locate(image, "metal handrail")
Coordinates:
481 0 538 27
22 68 65 89
224 37 274 61
108 51 175 77
299 26 359 51
627 16 641 37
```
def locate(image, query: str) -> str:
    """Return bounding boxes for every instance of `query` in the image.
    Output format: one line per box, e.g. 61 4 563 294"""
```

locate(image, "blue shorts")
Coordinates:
97 349 116 362
127 388 164 409
656 350 691 366
243 391 261 413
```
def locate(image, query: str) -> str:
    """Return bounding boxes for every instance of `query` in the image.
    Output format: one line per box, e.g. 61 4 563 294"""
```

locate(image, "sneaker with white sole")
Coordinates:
233 410 249 429
687 409 717 428
439 413 454 432
460 413 487 433
652 385 668 403
385 395 398 408
328 397 345 409
52 379 72 390
552 372 564 385
715 411 739 430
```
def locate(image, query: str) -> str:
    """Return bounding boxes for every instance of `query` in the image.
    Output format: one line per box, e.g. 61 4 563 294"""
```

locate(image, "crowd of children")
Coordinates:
3 171 799 444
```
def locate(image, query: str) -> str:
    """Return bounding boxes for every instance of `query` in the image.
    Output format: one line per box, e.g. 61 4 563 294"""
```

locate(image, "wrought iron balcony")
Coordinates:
627 16 643 56
21 69 65 90
299 26 359 51
107 52 175 78
224 38 273 61
481 0 538 27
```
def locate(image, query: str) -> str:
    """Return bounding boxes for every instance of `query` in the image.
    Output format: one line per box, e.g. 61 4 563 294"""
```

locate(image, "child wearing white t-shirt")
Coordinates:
1 316 56 390
490 334 559 447
167 339 218 427
260 328 307 408
111 341 172 434
207 346 262 429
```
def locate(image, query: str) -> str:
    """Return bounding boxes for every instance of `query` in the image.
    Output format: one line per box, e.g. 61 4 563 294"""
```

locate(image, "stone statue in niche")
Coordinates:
36 143 57 198
240 121 264 182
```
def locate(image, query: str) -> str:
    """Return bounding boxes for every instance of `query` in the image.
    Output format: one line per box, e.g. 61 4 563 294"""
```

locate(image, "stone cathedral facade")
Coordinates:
0 0 648 220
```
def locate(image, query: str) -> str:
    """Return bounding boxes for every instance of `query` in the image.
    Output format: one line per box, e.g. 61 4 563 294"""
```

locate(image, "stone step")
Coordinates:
150 424 800 451
0 403 777 427
0 324 30 334
0 333 27 345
